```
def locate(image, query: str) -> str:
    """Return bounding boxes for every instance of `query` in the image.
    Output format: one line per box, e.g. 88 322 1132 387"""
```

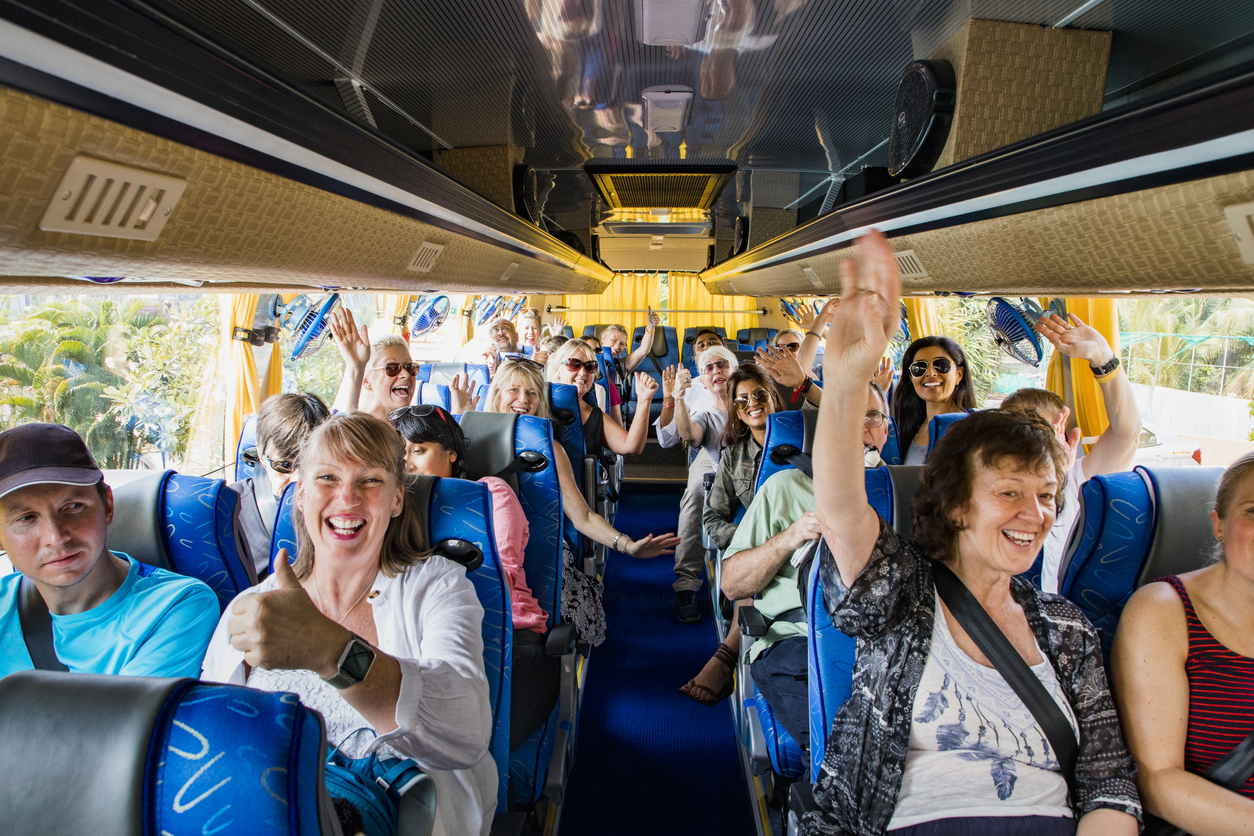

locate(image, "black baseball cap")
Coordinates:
0 423 103 499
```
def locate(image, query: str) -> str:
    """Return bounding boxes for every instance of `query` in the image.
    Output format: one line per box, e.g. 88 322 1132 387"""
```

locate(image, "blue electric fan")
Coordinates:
407 295 451 339
985 297 1052 367
273 293 341 360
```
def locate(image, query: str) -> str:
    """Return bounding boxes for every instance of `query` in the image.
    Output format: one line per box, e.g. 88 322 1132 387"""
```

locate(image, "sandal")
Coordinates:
679 642 737 707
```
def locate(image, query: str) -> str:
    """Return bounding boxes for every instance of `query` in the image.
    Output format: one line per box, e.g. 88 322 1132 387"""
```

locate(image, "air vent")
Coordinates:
802 266 823 288
1223 202 1254 265
894 249 928 278
407 241 445 273
40 157 187 241
585 164 736 209
602 222 711 237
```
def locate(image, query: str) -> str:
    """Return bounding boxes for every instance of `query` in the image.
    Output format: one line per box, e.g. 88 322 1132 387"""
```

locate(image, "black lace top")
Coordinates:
800 517 1141 836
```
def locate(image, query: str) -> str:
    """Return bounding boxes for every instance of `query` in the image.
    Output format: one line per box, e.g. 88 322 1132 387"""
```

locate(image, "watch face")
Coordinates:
341 638 376 684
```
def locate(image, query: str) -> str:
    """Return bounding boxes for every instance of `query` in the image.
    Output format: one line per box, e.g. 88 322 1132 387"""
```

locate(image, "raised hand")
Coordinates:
662 365 677 398
873 354 894 391
822 232 901 390
635 371 659 401
228 550 347 675
674 366 693 397
330 307 371 373
532 349 549 366
812 297 839 336
798 301 819 332
625 531 681 558
548 316 568 337
756 344 807 389
1035 313 1116 367
646 306 661 331
450 373 480 415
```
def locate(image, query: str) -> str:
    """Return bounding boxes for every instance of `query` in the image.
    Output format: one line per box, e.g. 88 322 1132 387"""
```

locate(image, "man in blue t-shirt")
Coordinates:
0 423 218 678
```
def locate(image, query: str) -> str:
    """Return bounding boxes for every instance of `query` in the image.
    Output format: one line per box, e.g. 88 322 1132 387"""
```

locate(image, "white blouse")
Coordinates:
201 554 497 836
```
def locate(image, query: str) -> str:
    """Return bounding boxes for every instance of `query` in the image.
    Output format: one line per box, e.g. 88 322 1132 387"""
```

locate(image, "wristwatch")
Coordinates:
322 633 376 690
1089 356 1120 378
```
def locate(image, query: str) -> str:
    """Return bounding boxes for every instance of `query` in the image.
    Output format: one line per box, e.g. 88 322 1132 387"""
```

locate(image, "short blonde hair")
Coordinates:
773 328 805 347
546 338 599 383
519 308 541 324
696 345 738 374
292 412 429 579
601 324 628 341
484 360 550 419
371 333 409 355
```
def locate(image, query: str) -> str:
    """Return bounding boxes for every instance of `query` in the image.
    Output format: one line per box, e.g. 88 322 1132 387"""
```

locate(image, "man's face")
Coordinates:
864 387 889 452
490 321 518 351
259 443 298 498
693 332 723 355
0 482 112 589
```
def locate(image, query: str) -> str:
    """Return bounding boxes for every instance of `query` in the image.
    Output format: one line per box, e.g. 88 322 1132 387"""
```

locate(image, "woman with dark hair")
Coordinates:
1112 451 1254 834
893 335 977 465
804 232 1139 836
202 412 496 836
681 364 781 706
390 404 558 749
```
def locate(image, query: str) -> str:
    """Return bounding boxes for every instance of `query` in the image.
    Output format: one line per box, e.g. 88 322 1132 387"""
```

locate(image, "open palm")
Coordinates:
822 232 902 385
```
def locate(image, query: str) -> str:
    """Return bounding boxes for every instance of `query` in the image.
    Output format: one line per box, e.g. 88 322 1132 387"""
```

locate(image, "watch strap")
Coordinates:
1089 356 1120 379
322 633 375 690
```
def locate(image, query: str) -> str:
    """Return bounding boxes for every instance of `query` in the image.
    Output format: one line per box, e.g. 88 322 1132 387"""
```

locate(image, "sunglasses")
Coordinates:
374 361 421 377
564 358 600 375
776 342 802 353
864 410 888 428
266 455 295 475
733 388 771 410
389 404 448 424
701 360 731 375
908 358 955 378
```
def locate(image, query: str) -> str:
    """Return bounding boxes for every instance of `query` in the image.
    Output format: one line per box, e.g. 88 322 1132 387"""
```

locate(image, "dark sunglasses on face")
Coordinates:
389 404 448 424
376 361 421 377
733 388 771 410
864 410 888 428
564 358 599 375
266 455 295 475
702 360 731 375
776 342 802 353
908 357 955 378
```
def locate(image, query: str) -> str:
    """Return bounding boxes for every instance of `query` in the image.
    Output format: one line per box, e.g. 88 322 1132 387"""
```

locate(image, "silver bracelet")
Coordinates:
611 533 624 552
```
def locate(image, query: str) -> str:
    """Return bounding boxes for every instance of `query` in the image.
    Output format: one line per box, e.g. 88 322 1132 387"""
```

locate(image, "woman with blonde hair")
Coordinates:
330 308 420 422
202 411 496 836
546 338 655 456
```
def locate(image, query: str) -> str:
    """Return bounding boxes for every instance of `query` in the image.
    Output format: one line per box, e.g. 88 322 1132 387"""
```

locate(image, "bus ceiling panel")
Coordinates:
704 167 1254 298
701 58 1254 290
0 86 609 295
0 7 610 288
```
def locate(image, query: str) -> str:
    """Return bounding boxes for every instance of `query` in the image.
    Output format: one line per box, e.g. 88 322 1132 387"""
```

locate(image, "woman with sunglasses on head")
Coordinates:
390 404 558 749
682 364 782 706
329 307 421 422
546 339 656 457
483 360 680 646
894 335 978 465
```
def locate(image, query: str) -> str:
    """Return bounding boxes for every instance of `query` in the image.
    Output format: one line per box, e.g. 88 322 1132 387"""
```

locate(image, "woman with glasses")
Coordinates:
894 335 978 465
390 404 558 749
483 361 679 646
546 339 656 456
671 345 738 469
681 365 781 706
330 308 421 422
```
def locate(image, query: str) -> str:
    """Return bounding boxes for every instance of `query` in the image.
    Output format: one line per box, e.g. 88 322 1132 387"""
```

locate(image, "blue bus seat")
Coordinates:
426 361 466 384
595 346 623 405
627 325 678 423
1061 465 1222 663
419 383 452 411
880 417 902 465
109 470 256 612
458 412 579 809
548 383 599 573
883 465 924 540
0 671 334 836
885 411 969 465
235 413 258 481
581 324 616 341
414 363 433 383
682 326 728 375
467 364 492 390
736 327 777 349
754 410 816 494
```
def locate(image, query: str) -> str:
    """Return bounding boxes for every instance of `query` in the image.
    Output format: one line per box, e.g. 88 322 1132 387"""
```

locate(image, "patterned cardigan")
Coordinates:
800 517 1141 836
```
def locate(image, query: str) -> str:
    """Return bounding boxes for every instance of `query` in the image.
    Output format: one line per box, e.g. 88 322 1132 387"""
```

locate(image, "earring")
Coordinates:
1217 535 1224 543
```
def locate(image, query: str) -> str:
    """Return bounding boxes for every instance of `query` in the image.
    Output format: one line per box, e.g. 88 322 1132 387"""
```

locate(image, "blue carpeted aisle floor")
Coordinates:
559 485 757 836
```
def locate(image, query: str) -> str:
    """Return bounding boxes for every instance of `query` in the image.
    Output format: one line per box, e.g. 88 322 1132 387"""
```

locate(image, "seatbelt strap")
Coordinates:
931 562 1079 802
769 444 813 479
17 576 68 672
1206 726 1254 790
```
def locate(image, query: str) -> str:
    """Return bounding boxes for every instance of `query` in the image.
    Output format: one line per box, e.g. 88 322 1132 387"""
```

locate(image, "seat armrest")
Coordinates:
545 622 577 656
739 605 767 637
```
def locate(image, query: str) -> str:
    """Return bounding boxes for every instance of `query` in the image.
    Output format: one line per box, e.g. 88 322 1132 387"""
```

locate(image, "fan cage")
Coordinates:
986 299 1044 367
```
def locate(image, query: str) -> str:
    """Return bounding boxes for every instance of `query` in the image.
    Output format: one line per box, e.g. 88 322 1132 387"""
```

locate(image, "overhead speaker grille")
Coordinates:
585 164 736 209
887 60 956 179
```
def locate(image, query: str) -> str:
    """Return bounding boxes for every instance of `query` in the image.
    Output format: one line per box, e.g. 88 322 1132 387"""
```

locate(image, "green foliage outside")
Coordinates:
935 297 1006 404
0 296 218 468
1119 298 1254 398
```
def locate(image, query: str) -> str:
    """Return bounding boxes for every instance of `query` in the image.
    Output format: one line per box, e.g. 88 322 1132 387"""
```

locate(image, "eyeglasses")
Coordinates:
490 324 515 336
564 358 600 375
373 361 420 377
908 357 955 378
701 360 731 375
864 411 888 428
265 455 295 475
732 389 771 410
776 342 802 353
389 404 448 424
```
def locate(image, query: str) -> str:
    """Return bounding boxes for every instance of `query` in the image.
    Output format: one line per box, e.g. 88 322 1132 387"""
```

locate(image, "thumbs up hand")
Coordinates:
229 549 352 676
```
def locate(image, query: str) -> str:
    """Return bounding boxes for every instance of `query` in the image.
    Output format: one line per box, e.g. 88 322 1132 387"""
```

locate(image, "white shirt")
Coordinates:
655 378 718 448
1040 457 1088 594
888 594 1076 829
201 555 497 836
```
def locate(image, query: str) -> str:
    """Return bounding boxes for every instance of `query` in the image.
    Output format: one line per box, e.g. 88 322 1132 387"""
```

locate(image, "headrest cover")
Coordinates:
458 412 520 480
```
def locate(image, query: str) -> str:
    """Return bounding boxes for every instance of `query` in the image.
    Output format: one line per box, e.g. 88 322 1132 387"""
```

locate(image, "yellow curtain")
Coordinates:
905 297 942 340
221 294 263 481
1046 297 1121 439
260 342 282 399
381 294 414 338
564 274 661 337
667 273 760 359
461 295 479 345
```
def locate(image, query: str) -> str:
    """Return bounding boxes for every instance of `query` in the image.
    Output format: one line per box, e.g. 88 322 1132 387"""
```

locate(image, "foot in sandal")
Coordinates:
679 642 736 706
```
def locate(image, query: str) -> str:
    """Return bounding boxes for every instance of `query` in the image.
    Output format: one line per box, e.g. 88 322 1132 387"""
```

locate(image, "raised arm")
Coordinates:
601 373 656 455
813 232 902 587
796 298 836 373
330 307 370 413
672 366 704 446
756 345 821 407
1036 312 1141 479
623 306 660 372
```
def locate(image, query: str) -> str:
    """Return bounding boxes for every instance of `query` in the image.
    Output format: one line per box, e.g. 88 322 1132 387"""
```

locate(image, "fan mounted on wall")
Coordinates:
887 59 956 179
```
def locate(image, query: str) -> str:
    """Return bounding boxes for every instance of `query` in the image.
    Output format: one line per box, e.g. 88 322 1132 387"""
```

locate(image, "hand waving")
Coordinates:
450 373 480 415
548 316 568 337
635 372 659 401
822 232 901 390
1035 313 1116 368
646 306 661 331
330 307 371 373
662 365 676 398
756 345 807 389
873 354 894 391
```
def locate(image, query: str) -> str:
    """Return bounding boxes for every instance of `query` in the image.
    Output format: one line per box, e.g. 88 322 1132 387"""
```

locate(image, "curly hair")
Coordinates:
892 336 978 448
911 409 1066 563
720 364 779 450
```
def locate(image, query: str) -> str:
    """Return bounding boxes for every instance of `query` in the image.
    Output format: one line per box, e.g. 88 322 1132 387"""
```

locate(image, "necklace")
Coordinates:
311 572 374 624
